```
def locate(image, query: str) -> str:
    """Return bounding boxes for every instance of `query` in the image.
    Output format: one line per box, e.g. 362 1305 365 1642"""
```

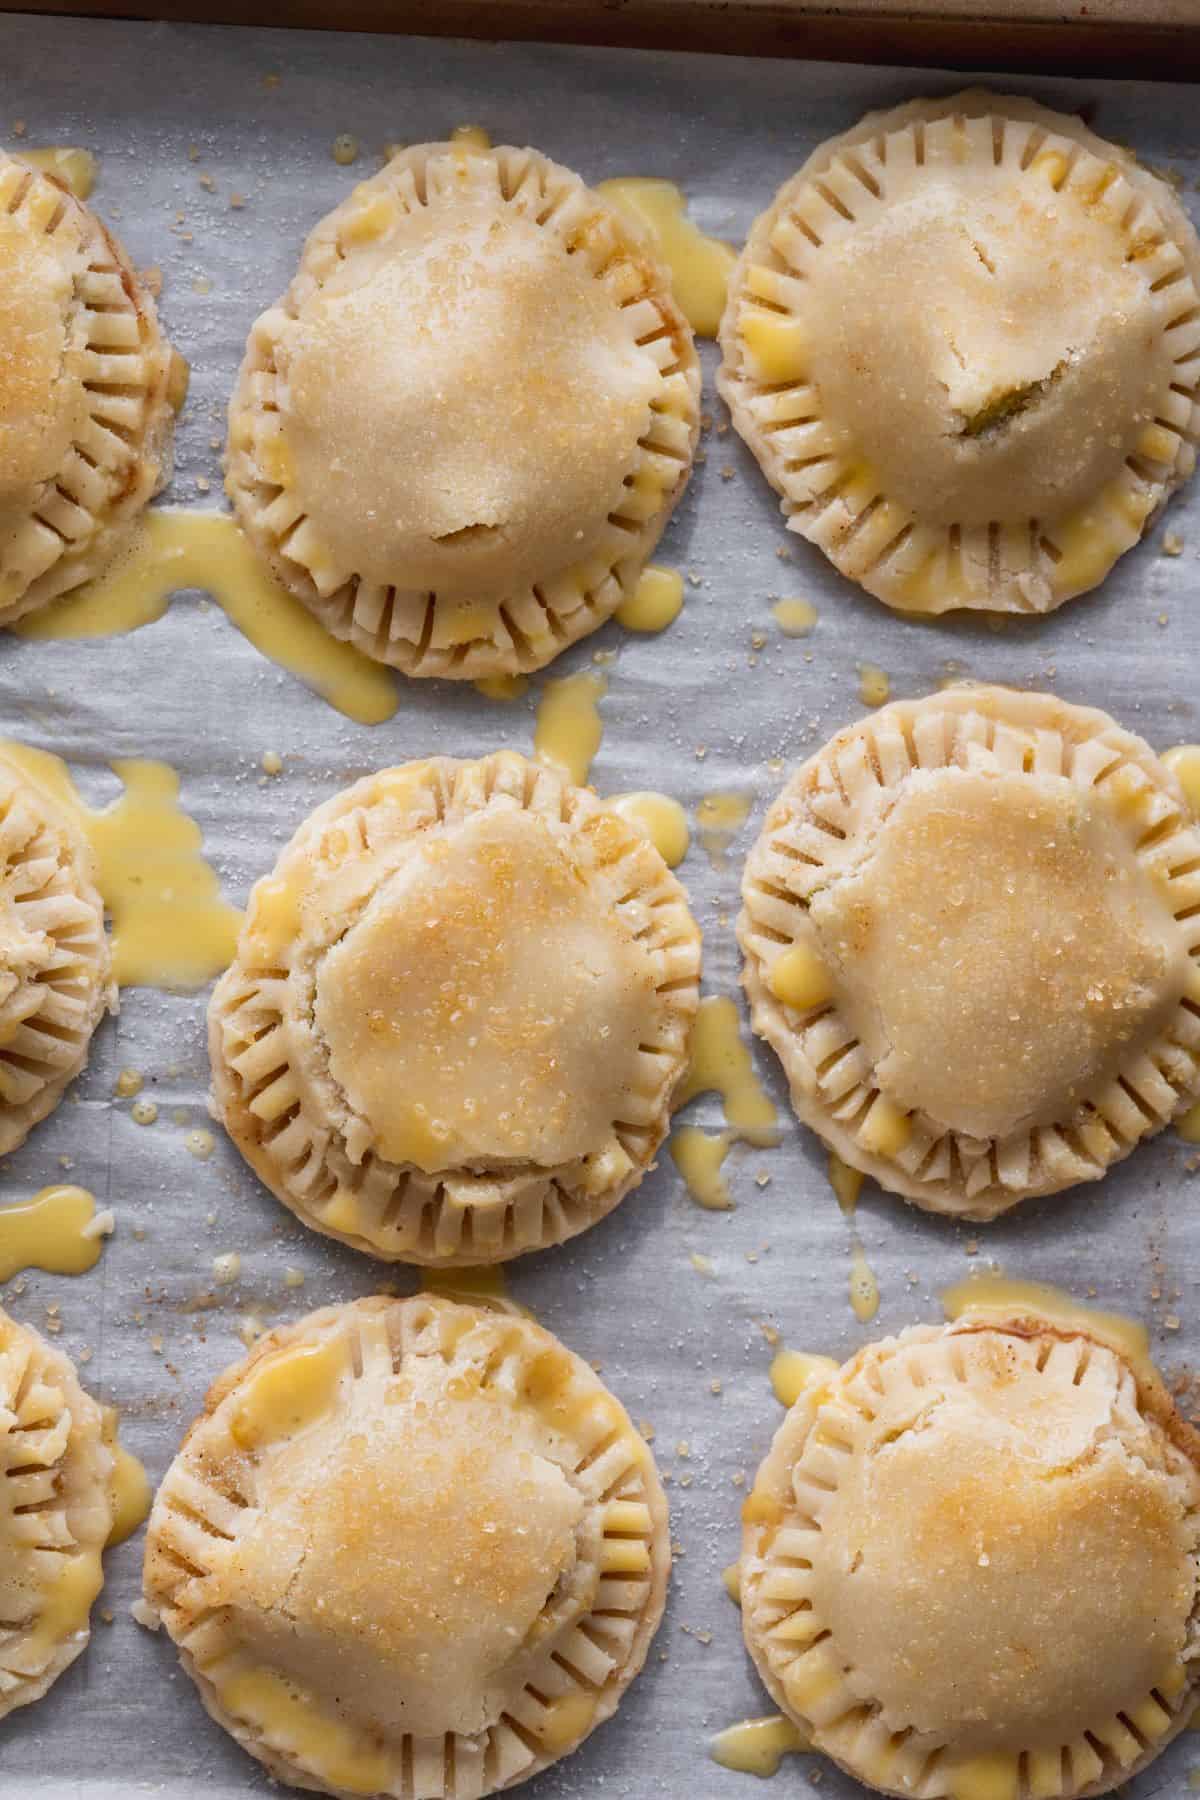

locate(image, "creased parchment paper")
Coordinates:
1 16 1199 1797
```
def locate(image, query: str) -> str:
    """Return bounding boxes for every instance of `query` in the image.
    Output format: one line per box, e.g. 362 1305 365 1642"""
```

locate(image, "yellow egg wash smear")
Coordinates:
419 1266 509 1302
607 791 690 867
942 1272 1153 1380
677 998 778 1143
710 1714 810 1777
1164 744 1200 815
695 789 751 870
17 146 97 199
1178 1097 1200 1143
533 670 608 786
670 1125 734 1210
229 1337 350 1453
769 1348 837 1409
596 179 736 338
615 564 684 633
671 998 778 1210
419 1265 539 1321
772 598 817 638
14 510 398 728
0 1186 108 1282
828 1152 880 1324
208 1664 391 1796
858 663 890 707
16 1394 151 1672
474 673 529 702
101 1408 152 1547
0 741 242 988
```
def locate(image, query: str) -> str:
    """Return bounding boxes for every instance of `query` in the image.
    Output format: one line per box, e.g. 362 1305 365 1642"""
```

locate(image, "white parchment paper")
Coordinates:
1 15 1199 1796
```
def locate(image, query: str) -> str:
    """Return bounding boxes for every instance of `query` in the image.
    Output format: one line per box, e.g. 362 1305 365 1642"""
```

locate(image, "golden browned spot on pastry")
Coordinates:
811 770 1178 1141
0 150 178 625
739 1311 1200 1800
719 91 1200 615
143 1295 670 1798
226 143 700 679
740 685 1200 1217
0 1306 115 1716
209 750 700 1265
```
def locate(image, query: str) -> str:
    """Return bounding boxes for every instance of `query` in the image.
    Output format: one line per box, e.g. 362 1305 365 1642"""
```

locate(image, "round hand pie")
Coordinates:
739 1308 1200 1800
739 685 1200 1218
718 91 1200 615
0 150 182 627
209 750 701 1263
0 746 112 1156
143 1295 669 1799
225 139 700 678
0 1305 115 1716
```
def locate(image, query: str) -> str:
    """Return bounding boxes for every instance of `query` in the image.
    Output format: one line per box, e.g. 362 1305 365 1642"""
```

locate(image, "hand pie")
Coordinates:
0 1306 115 1715
718 91 1200 615
739 1308 1200 1800
739 685 1200 1218
225 140 700 678
209 751 701 1263
143 1295 669 1799
0 746 112 1155
0 150 181 627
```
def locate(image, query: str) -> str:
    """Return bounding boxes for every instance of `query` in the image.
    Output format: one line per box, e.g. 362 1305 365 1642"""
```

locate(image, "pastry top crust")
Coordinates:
226 141 699 677
740 1312 1200 1800
0 747 113 1155
0 151 180 626
739 685 1200 1217
0 1305 114 1717
719 91 1200 615
143 1296 669 1799
209 751 701 1263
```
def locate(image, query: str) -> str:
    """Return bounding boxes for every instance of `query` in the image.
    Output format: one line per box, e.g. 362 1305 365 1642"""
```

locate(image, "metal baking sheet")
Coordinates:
2 17 1199 1797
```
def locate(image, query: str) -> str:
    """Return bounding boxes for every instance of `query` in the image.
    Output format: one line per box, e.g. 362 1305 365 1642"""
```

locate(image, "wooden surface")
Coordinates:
2 0 1198 73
